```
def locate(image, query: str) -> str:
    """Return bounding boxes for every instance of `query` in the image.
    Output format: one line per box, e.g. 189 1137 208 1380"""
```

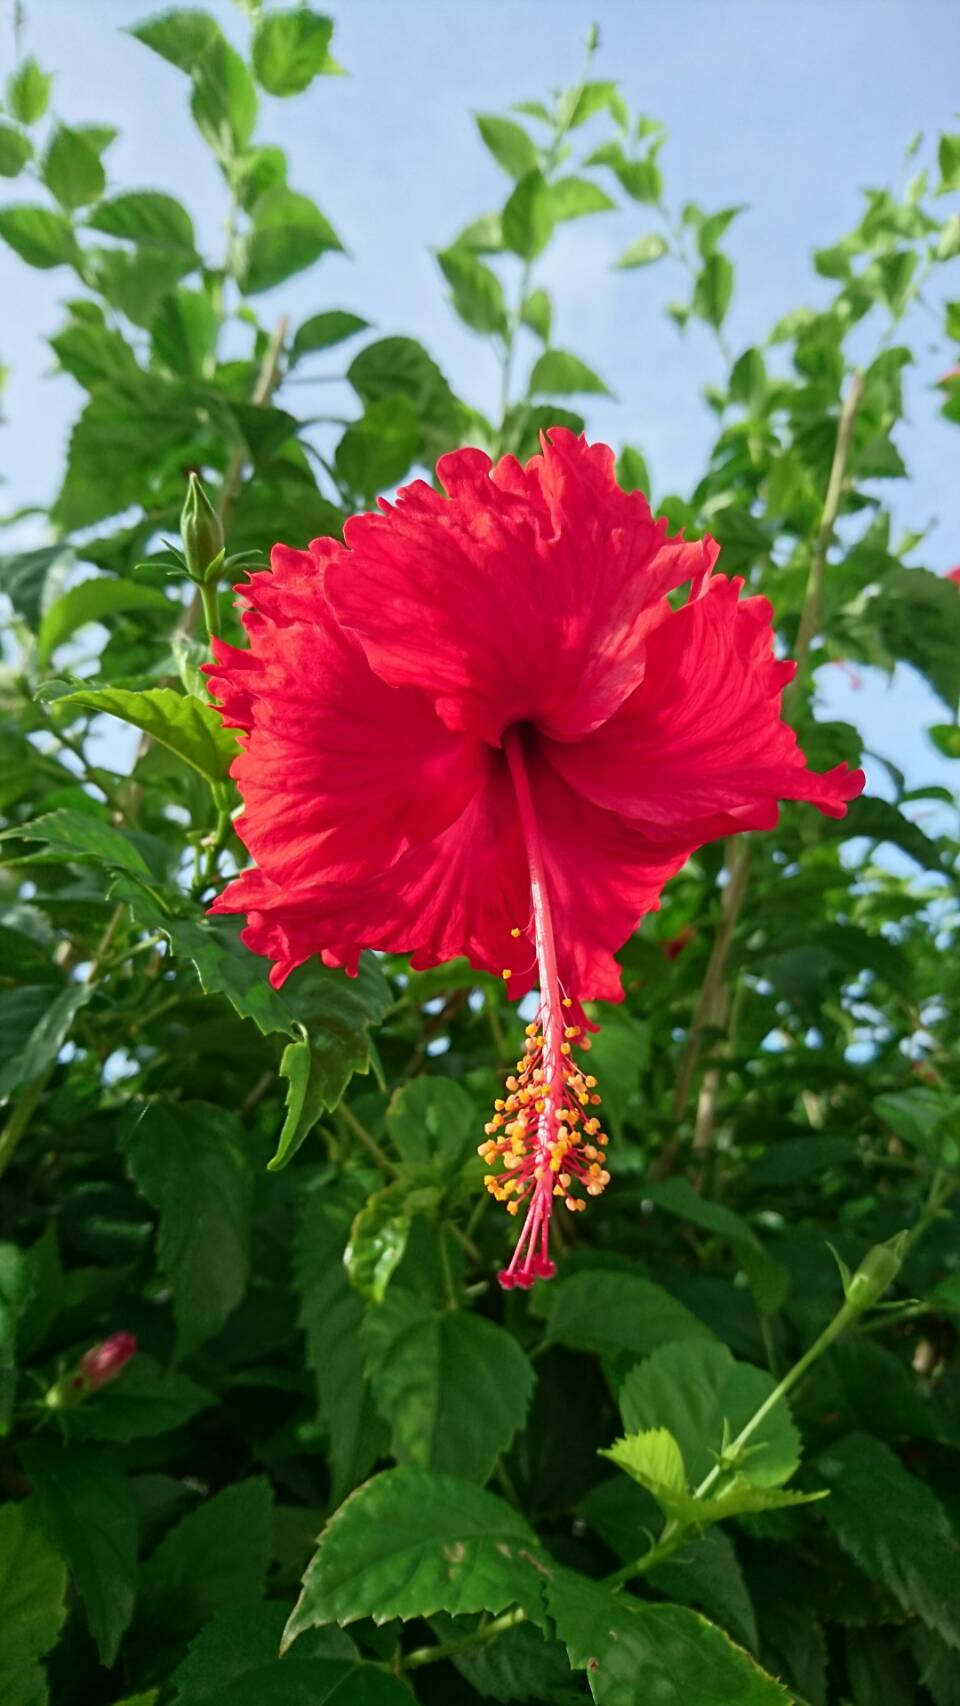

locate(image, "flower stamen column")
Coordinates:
480 728 610 1288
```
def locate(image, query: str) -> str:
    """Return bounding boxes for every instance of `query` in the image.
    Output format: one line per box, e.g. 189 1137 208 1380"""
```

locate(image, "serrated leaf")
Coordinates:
475 113 539 179
817 1433 960 1648
88 190 195 253
345 1174 441 1304
238 187 342 293
0 124 32 177
136 1478 273 1649
334 396 420 498
538 1270 716 1359
548 1568 790 1705
437 245 508 336
295 1188 388 1505
3 808 153 878
0 1498 67 1706
119 889 298 1037
6 59 52 125
19 1442 138 1667
127 9 222 71
270 957 392 1168
37 579 173 666
0 205 76 269
363 1290 534 1481
51 686 238 783
284 1467 548 1645
190 37 258 162
122 1102 251 1356
252 8 335 96
290 310 369 364
385 1076 477 1170
172 1603 399 1706
65 1353 215 1442
42 126 105 209
0 982 93 1099
601 1426 687 1493
502 169 555 259
529 348 610 396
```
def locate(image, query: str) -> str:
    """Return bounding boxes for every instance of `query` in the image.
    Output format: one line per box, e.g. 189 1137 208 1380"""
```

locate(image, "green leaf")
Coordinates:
817 1433 960 1647
348 336 463 459
50 318 140 388
149 287 219 377
642 1178 787 1313
172 1603 403 1706
617 444 650 493
0 1242 29 1433
290 310 370 364
615 232 668 267
873 1087 955 1162
334 397 421 498
65 1354 215 1442
0 124 32 177
88 190 196 253
0 545 67 628
6 59 52 125
937 215 960 260
437 245 508 336
614 155 663 203
284 1467 547 1645
648 1529 759 1653
938 133 960 193
122 1102 251 1357
475 113 539 179
2 808 153 878
345 1174 441 1304
42 126 105 209
385 1076 477 1171
0 205 76 269
548 1569 790 1705
252 8 335 96
693 253 734 328
0 1499 67 1706
697 205 745 256
190 37 258 162
618 1339 801 1489
604 1424 688 1492
0 983 93 1100
238 187 342 293
529 349 610 396
823 794 945 873
562 79 624 128
870 564 960 709
363 1290 533 1481
295 1189 388 1505
520 287 551 341
51 686 239 783
127 9 222 72
119 891 298 1038
136 1478 273 1648
19 1442 138 1667
270 956 393 1169
538 1270 715 1359
551 176 617 219
37 579 173 667
502 169 555 259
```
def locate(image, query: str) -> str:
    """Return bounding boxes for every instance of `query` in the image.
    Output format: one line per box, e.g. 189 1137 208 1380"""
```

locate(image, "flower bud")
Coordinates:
44 1332 137 1409
844 1232 908 1312
181 473 224 585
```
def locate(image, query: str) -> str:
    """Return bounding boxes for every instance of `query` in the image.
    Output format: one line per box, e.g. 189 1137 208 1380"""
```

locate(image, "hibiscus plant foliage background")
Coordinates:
2 5 960 1705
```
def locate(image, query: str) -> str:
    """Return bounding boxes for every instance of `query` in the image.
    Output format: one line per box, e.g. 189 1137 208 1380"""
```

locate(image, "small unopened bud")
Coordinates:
845 1233 908 1311
44 1332 137 1409
181 473 224 585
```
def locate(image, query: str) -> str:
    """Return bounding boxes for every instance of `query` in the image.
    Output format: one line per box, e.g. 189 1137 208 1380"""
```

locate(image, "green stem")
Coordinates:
336 1102 399 1177
199 579 221 642
437 1222 459 1309
401 1608 527 1673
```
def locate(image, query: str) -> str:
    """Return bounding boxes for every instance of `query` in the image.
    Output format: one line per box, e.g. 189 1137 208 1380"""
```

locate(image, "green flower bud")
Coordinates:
181 473 224 585
845 1231 908 1311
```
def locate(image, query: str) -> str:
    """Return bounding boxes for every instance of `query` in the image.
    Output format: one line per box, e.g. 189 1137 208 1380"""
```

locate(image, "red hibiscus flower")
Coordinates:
946 566 960 587
206 429 863 1288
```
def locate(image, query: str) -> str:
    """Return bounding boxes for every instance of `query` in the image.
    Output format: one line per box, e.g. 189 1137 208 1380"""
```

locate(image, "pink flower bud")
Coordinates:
76 1332 137 1392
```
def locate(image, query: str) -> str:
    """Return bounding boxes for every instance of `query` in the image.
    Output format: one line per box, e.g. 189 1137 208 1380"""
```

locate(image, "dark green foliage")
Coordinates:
0 13 959 1706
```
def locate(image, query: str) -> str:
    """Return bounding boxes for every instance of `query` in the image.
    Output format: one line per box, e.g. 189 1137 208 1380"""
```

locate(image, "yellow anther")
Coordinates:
585 1075 597 1088
504 1152 521 1169
587 1182 603 1196
502 968 512 981
560 1041 571 1056
525 1022 538 1037
564 1026 580 1040
559 1172 571 1189
510 927 521 938
590 1094 602 1105
553 1184 565 1197
562 997 573 1009
506 1077 518 1092
507 1199 520 1216
565 1196 578 1212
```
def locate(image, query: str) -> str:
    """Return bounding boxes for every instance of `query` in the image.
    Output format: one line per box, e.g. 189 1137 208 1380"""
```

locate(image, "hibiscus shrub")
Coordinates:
2 9 960 1706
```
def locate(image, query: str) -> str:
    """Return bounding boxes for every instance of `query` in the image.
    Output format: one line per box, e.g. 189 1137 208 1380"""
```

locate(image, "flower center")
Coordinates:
477 727 610 1289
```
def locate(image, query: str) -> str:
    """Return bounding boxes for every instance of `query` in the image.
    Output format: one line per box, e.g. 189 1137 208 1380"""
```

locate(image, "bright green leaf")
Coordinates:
290 310 370 364
51 685 239 783
0 205 76 269
0 125 32 177
238 187 342 294
475 113 539 180
42 127 106 209
615 232 668 267
6 59 52 125
252 9 335 97
37 579 173 666
502 169 555 259
529 348 610 396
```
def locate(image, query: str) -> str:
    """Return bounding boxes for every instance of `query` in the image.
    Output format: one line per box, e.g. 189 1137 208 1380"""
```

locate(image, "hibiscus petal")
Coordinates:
540 575 864 840
205 543 484 888
327 427 717 748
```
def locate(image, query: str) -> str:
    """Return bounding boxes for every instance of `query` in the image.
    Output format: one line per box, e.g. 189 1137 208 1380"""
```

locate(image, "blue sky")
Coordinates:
3 0 959 797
